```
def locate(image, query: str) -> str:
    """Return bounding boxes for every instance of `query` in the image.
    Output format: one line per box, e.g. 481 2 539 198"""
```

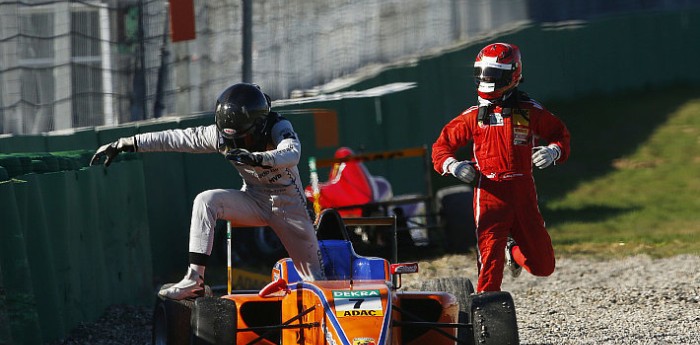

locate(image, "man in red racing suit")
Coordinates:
304 147 377 217
432 43 571 292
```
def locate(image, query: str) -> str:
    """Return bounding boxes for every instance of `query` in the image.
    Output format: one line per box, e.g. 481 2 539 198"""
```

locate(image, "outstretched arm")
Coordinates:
90 125 219 167
136 125 219 153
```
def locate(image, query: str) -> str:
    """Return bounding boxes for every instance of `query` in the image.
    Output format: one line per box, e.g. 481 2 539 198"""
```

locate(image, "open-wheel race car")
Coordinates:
152 208 519 345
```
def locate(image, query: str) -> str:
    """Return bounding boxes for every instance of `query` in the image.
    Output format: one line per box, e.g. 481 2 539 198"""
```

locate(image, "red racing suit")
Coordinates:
304 147 376 217
432 93 570 292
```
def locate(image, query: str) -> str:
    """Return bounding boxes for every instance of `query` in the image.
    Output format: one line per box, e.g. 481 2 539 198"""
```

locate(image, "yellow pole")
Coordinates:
309 157 321 222
227 221 232 295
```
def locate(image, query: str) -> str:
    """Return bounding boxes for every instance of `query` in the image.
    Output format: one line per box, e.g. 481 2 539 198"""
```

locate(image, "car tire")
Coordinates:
435 185 476 253
420 277 475 344
190 297 237 345
470 291 519 345
152 288 194 345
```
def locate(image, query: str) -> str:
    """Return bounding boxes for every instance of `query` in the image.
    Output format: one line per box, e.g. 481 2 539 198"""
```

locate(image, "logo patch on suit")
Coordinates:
513 127 529 145
512 110 530 145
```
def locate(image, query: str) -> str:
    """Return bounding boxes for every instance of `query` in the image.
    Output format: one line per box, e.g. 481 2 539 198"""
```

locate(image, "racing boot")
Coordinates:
505 237 522 278
158 267 205 300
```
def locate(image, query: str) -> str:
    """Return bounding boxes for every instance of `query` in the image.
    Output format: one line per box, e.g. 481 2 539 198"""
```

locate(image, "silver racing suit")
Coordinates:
136 121 325 281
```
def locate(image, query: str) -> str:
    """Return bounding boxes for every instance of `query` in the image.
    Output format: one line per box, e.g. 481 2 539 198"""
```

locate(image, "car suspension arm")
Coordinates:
242 305 318 345
392 305 466 343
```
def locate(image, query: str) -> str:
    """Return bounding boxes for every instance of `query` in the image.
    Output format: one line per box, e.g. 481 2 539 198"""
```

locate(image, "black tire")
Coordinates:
470 291 519 345
420 277 475 345
191 297 237 345
419 277 474 312
436 185 476 253
152 287 195 345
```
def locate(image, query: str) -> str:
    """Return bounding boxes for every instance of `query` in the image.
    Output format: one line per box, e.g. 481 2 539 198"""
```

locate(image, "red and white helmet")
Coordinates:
473 43 523 100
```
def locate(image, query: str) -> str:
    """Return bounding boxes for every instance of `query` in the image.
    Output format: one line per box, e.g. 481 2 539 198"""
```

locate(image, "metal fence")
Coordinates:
0 0 696 135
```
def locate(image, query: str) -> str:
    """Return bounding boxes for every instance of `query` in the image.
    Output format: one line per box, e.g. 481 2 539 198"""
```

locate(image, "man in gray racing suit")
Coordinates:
90 83 325 300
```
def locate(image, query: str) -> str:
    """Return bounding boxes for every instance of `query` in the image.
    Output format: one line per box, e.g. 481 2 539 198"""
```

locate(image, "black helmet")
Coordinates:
215 83 270 140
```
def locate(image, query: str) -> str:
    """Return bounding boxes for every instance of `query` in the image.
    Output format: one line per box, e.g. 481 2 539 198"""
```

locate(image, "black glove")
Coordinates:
226 148 265 167
90 137 137 167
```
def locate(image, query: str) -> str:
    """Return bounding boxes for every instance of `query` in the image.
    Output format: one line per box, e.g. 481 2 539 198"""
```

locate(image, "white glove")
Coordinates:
532 144 561 169
444 158 476 183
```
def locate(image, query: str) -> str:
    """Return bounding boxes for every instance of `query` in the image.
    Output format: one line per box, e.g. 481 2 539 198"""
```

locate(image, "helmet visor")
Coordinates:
473 66 513 86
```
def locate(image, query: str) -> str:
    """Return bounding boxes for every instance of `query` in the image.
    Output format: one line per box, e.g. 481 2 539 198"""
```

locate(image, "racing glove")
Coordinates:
532 144 561 169
226 148 271 168
90 136 137 167
444 158 476 184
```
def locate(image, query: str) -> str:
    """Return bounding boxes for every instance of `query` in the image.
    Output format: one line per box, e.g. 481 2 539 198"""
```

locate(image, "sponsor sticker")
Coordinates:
513 127 530 145
390 263 418 274
353 337 376 345
333 290 383 317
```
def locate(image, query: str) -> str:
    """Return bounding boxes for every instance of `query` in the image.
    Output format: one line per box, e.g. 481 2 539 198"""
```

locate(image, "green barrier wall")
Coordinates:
0 263 15 344
135 119 193 284
0 160 152 343
13 174 65 341
45 128 99 152
0 135 47 153
0 180 42 344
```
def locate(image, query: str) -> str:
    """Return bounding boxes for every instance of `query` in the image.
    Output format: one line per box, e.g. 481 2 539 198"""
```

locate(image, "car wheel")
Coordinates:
190 297 237 345
152 286 194 345
420 277 475 344
470 291 519 345
435 185 476 253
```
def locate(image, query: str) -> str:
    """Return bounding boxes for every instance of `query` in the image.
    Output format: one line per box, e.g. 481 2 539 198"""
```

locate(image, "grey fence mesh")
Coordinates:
0 0 694 134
